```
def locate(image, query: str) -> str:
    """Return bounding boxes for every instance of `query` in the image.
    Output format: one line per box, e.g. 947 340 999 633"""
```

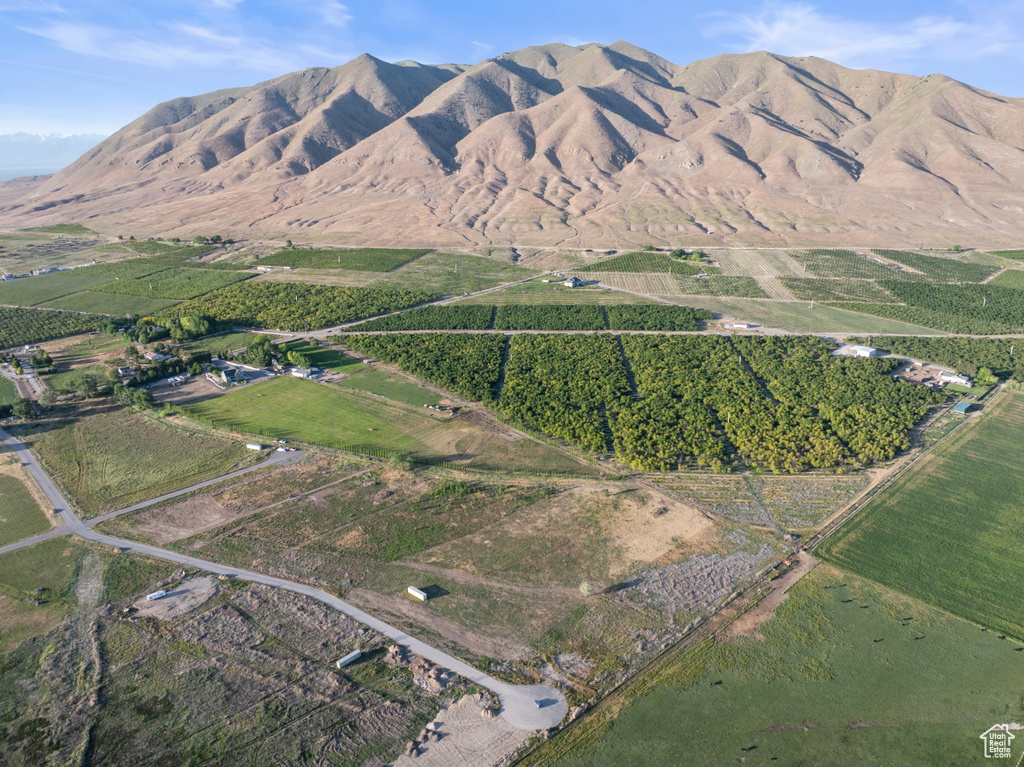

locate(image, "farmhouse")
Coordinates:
116 366 136 378
940 371 972 386
848 345 881 358
562 276 582 288
221 368 250 384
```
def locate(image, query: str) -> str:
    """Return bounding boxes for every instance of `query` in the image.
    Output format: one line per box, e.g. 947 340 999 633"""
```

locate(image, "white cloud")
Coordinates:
706 3 1016 66
320 1 352 26
471 40 492 57
20 21 302 72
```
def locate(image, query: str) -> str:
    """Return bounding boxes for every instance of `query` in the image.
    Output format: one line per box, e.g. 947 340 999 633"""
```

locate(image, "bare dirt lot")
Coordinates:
727 552 818 639
132 575 218 620
391 693 529 767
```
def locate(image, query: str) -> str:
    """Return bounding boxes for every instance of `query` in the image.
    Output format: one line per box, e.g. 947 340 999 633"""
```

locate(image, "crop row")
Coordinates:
794 249 996 284
0 306 102 349
158 282 436 331
779 278 897 303
346 304 712 332
877 282 1024 332
573 251 710 275
93 268 252 300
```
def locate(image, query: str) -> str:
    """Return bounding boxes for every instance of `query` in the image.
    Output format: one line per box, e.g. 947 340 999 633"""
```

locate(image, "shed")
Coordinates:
848 345 880 358
407 586 428 602
952 402 974 415
335 650 362 669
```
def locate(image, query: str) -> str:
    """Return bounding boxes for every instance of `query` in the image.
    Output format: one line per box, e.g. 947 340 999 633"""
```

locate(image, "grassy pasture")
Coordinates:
541 566 1024 767
32 410 261 517
379 251 537 295
819 390 1024 639
666 297 944 334
278 340 363 373
0 474 51 545
260 247 428 271
24 223 94 234
0 377 17 405
179 330 260 355
335 367 442 407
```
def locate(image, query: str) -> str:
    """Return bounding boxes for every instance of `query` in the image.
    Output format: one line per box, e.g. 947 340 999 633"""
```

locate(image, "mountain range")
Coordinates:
2 42 1023 248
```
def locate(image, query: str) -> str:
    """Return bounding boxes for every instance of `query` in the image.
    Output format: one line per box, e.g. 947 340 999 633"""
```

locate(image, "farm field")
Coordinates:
178 330 260 355
987 249 1024 260
669 275 767 298
988 269 1024 290
0 474 51 546
278 339 365 373
254 267 380 287
456 283 657 305
379 251 538 295
573 251 708 275
30 410 262 517
0 261 169 306
335 366 443 407
259 246 428 271
539 566 1024 767
91 267 252 299
665 296 944 334
779 277 898 303
818 390 1024 639
705 248 807 278
39 291 179 316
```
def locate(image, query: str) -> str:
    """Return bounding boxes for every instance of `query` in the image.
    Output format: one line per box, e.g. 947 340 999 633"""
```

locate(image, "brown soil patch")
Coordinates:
152 376 223 406
392 693 529 767
602 486 713 565
133 575 218 620
121 493 234 544
727 553 818 640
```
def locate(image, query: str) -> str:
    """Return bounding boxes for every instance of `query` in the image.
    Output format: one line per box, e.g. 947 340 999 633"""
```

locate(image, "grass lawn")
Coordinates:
818 389 1024 638
0 474 51 545
0 377 18 406
279 340 364 373
379 252 538 295
179 331 261 355
669 297 946 334
189 376 425 455
543 565 1024 766
43 364 109 394
335 366 442 407
31 409 262 517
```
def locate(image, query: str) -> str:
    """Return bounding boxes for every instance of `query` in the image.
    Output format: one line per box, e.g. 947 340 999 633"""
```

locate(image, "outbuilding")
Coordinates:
952 401 974 415
407 586 428 602
848 345 881 358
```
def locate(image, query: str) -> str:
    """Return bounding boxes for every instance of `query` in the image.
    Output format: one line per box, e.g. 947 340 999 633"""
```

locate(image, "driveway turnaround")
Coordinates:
0 427 567 731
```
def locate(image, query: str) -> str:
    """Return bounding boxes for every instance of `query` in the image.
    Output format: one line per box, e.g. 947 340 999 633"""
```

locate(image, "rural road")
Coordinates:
0 426 567 731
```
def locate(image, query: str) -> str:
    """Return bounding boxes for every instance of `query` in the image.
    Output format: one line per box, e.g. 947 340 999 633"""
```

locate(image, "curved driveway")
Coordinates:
0 426 566 731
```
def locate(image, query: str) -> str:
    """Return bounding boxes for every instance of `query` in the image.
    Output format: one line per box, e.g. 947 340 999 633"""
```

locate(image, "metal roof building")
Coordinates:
952 402 974 415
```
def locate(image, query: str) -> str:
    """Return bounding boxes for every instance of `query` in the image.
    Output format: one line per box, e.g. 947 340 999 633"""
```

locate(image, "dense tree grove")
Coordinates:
0 307 101 349
849 336 1024 382
872 250 997 282
92 268 251 300
606 305 712 331
731 336 941 464
494 305 606 331
343 334 505 402
574 252 709 275
498 335 632 452
348 305 494 331
159 283 436 331
875 282 1024 332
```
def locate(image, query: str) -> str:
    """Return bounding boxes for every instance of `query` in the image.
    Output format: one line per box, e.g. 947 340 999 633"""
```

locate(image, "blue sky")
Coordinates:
1 0 1022 135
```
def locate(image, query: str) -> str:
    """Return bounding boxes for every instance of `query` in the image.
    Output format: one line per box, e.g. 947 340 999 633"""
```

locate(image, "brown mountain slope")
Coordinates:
4 42 1024 248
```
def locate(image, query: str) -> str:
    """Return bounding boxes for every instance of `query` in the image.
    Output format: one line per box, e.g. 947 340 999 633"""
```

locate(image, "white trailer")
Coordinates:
335 650 362 669
146 590 167 601
246 443 263 450
407 586 428 602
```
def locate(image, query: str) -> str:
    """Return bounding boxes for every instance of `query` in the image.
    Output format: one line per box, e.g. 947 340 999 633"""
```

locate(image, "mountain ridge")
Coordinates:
3 42 1024 248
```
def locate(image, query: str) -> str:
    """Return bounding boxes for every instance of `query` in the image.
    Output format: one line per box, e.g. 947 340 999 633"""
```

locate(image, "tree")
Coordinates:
642 244 656 251
976 367 998 385
132 389 155 408
12 398 33 419
194 235 209 244
669 248 685 259
39 390 55 408
288 350 312 369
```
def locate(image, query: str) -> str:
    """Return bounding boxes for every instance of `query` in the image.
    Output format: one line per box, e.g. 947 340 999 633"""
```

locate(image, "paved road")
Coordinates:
87 449 304 526
0 427 566 731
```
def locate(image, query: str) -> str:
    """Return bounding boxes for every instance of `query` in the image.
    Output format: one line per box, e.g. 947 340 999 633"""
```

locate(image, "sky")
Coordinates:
1 0 1022 136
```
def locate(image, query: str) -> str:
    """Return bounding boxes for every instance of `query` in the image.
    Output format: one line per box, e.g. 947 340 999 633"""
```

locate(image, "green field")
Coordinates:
335 366 442 407
259 247 428 271
0 306 102 349
457 283 657 305
32 411 262 517
39 291 180 316
24 223 94 234
819 390 1024 639
0 474 50 545
189 376 424 454
989 269 1024 290
988 250 1024 260
379 251 537 295
0 262 169 307
43 364 109 395
91 267 251 299
0 377 18 406
179 330 261 355
668 297 946 334
279 340 363 373
541 566 1024 767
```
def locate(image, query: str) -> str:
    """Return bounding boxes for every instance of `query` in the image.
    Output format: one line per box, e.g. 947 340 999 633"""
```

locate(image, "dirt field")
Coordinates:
391 693 530 767
601 487 713 565
152 375 223 406
132 575 218 620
